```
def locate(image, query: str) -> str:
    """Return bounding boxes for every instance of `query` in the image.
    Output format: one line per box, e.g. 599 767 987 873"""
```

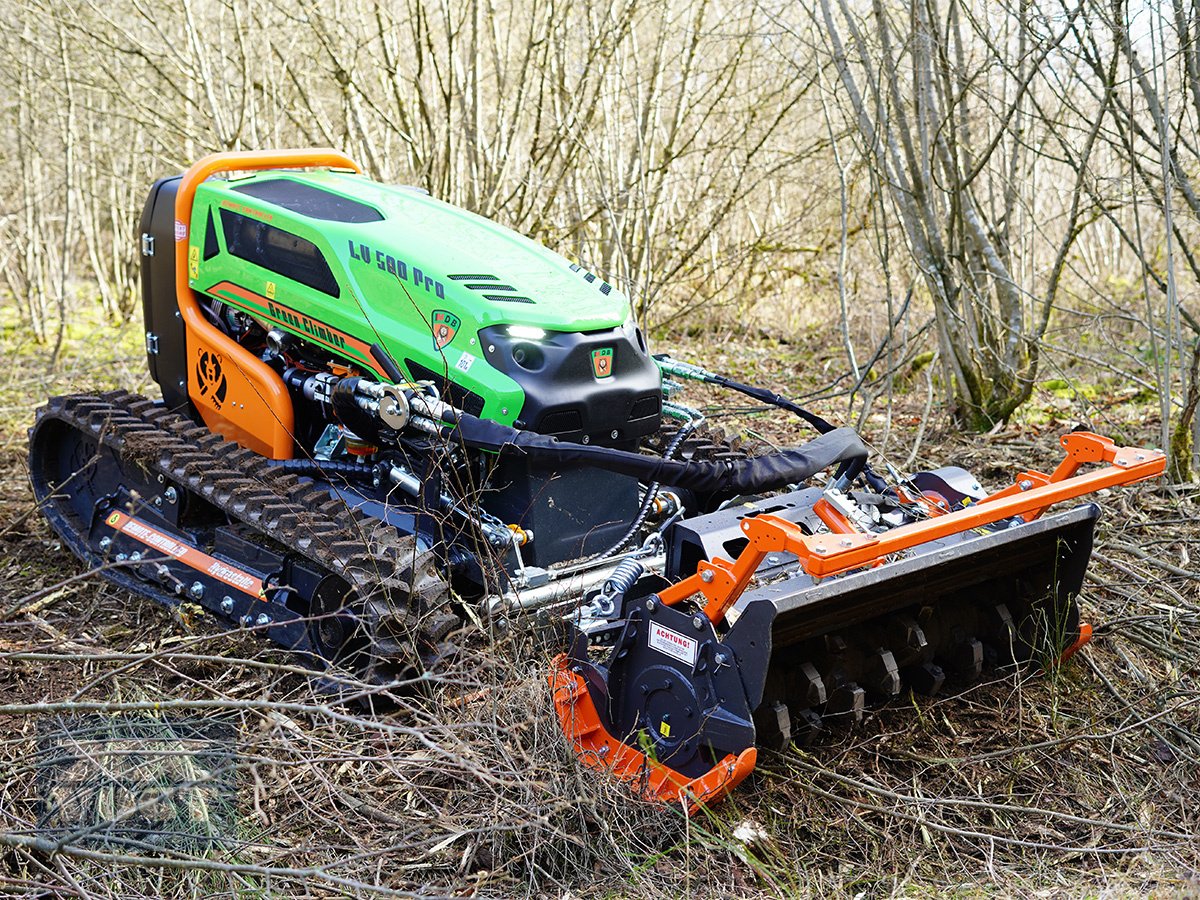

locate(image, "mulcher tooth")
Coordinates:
753 700 792 751
796 661 827 706
826 681 866 724
791 708 824 747
946 634 984 680
867 648 902 697
905 661 947 696
986 603 1020 665
887 614 931 667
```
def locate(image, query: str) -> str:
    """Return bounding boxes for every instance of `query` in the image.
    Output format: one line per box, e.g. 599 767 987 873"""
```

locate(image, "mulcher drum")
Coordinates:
717 494 1099 745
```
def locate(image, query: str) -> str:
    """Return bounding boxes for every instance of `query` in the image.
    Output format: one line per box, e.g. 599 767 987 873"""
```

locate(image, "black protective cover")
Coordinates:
139 176 190 412
478 324 661 446
482 457 640 567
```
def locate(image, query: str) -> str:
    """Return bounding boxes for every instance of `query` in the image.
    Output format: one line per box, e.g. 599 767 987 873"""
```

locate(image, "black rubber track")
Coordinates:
28 390 463 686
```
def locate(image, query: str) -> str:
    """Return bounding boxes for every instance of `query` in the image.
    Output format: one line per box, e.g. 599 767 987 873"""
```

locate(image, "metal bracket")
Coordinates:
141 233 155 257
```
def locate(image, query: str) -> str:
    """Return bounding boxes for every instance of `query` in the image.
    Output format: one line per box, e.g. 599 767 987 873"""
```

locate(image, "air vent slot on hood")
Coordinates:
448 274 534 303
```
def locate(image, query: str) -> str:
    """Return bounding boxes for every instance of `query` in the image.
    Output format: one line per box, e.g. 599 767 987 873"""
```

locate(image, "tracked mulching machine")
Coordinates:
29 150 1165 811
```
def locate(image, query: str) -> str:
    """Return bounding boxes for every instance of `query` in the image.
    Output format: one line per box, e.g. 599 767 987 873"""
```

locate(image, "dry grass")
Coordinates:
0 316 1197 898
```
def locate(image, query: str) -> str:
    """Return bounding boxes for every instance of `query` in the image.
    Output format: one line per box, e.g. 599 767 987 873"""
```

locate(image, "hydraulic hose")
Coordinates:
445 412 869 494
657 355 884 491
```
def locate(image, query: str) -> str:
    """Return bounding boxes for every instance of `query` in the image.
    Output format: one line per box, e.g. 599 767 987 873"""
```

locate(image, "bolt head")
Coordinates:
255 613 271 627
610 430 619 440
700 569 715 583
220 596 234 614
115 552 128 562
164 487 177 504
189 581 204 600
645 598 657 612
129 551 142 562
692 615 705 631
98 537 112 552
1019 479 1033 490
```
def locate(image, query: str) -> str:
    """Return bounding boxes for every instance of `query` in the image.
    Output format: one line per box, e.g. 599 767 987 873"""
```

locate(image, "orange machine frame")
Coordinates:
174 149 362 458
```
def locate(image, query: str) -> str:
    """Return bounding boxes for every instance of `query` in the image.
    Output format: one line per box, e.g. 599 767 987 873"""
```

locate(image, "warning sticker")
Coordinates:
648 622 698 666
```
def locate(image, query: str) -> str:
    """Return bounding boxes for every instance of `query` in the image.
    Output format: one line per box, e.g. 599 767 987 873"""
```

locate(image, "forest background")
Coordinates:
0 0 1198 896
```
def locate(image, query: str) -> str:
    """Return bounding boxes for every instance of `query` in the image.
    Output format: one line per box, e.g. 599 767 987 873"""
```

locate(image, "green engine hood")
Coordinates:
189 168 660 440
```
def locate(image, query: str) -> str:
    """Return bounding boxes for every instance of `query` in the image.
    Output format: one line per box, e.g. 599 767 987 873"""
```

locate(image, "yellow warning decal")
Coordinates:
659 720 671 737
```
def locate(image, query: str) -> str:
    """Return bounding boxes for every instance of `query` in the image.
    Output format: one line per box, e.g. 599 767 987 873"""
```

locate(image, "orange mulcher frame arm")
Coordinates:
551 432 1164 813
657 431 1165 626
174 150 362 458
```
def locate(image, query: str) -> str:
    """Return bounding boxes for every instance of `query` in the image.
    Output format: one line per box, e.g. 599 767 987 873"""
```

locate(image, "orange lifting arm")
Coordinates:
174 149 362 458
658 432 1165 626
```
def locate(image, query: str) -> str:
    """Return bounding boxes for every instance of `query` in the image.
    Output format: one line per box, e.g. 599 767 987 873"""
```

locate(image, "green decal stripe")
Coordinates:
207 281 387 378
